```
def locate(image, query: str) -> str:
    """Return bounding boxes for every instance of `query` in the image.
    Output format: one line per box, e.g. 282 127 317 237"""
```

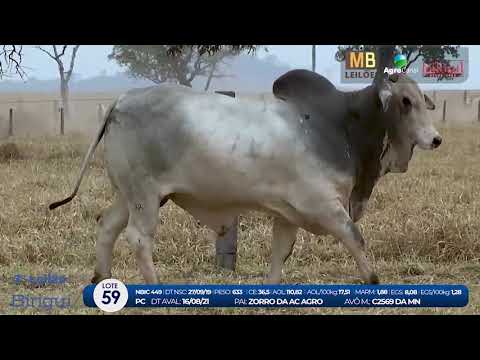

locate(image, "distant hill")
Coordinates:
192 54 292 92
0 73 152 93
0 54 292 94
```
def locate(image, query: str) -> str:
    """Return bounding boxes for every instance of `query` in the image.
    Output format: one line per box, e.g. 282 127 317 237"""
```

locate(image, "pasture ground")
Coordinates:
1 126 479 315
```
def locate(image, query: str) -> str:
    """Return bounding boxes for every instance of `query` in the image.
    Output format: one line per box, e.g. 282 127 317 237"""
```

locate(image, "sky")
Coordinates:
5 45 480 90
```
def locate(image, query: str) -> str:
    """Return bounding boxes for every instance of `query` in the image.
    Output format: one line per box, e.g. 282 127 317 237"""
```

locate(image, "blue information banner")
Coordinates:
83 284 468 308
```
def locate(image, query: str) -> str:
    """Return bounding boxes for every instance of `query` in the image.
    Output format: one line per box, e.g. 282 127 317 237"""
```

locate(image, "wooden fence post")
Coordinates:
214 90 238 271
442 100 447 123
8 108 13 137
97 104 105 124
53 100 58 135
60 107 64 135
478 100 480 122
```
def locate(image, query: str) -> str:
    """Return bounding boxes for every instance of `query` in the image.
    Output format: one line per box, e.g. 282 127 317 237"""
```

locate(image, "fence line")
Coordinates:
2 100 115 137
3 92 480 138
0 97 116 105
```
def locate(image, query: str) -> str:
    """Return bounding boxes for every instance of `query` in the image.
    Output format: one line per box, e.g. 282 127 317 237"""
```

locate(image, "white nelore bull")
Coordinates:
49 70 441 284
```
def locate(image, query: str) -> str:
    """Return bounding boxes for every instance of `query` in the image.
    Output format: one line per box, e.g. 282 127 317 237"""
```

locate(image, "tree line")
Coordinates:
0 45 460 122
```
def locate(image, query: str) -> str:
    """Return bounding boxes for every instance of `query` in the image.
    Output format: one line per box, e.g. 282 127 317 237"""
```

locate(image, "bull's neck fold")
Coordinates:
344 85 389 220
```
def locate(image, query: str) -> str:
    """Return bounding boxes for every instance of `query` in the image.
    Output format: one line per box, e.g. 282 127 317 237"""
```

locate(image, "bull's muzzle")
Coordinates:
432 136 442 149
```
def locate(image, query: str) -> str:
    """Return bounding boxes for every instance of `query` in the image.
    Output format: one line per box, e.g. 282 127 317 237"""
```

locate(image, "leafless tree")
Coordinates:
0 45 26 79
36 45 81 120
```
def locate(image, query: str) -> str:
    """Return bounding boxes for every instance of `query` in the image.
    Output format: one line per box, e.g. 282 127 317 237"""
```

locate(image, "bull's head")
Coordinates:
377 73 442 173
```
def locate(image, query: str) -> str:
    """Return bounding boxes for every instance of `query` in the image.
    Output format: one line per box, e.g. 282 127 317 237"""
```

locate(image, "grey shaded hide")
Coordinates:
272 69 439 222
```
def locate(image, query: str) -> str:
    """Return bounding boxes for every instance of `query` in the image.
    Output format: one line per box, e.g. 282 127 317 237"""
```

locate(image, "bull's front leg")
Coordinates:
317 203 379 284
265 217 298 284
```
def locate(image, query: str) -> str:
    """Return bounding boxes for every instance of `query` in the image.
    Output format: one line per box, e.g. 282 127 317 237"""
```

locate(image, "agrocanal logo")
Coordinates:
393 53 408 69
384 53 415 76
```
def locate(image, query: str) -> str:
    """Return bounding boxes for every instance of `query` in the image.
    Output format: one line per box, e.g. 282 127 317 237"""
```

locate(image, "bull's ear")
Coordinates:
378 83 393 112
273 69 335 102
424 93 436 110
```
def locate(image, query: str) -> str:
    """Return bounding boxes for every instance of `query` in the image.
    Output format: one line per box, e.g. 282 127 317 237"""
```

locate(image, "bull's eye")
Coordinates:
402 97 412 107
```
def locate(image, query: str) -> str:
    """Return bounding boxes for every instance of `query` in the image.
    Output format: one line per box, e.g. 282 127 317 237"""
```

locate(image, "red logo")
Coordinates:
423 60 464 78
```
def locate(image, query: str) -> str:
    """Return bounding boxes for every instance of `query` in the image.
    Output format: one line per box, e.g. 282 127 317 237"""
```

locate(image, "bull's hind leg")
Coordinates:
215 217 238 271
92 196 129 284
265 217 298 284
125 194 161 284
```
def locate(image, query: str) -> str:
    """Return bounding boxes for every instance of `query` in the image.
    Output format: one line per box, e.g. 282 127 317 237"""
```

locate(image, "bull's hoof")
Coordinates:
263 276 281 285
368 273 380 285
91 272 111 285
216 254 236 271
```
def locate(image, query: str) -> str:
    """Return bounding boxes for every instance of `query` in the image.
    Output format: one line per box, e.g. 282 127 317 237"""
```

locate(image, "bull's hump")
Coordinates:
273 69 336 101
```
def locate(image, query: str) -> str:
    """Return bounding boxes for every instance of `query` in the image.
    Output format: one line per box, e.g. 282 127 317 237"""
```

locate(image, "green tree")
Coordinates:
165 45 259 56
109 45 249 89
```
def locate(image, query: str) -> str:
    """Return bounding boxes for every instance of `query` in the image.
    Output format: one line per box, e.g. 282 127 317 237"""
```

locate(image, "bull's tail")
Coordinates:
49 100 117 210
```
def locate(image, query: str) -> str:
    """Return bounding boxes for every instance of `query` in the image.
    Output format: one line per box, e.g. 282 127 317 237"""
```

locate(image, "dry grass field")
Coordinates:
1 126 480 315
